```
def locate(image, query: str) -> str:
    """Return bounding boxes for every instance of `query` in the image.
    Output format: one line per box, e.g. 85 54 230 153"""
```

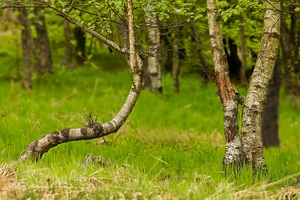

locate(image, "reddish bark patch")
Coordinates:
216 72 235 104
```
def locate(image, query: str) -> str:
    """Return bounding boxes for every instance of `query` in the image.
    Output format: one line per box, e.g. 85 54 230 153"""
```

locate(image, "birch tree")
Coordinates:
207 0 281 171
145 2 162 93
19 0 143 161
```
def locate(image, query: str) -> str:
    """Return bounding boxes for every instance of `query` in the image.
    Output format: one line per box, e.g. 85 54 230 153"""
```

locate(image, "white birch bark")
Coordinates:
241 0 281 170
145 3 162 93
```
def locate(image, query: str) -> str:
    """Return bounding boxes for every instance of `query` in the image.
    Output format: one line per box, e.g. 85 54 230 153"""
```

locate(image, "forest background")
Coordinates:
0 0 300 199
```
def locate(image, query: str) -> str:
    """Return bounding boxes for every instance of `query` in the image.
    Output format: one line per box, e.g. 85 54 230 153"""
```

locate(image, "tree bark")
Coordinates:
62 20 74 68
241 0 281 170
262 57 280 147
224 38 242 82
172 15 180 93
74 27 86 65
239 14 248 85
20 0 143 161
280 2 300 96
18 7 33 90
33 6 53 75
145 3 162 93
191 22 210 81
207 0 244 168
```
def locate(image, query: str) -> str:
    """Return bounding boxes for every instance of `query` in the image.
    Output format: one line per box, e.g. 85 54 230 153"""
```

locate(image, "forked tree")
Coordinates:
207 0 281 171
7 0 280 173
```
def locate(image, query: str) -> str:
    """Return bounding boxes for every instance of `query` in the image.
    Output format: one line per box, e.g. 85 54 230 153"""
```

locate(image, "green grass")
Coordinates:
1 34 300 199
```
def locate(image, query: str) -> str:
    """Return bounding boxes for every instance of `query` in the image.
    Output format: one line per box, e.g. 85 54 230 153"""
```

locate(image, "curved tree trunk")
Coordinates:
20 0 143 161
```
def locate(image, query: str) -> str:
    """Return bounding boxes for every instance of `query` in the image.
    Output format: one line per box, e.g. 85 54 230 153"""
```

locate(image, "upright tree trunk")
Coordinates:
207 0 244 168
62 20 74 68
239 14 247 85
172 15 180 93
191 22 210 81
74 27 86 65
241 0 281 170
145 4 162 93
33 6 53 75
18 8 32 90
280 2 300 96
262 57 280 147
225 38 242 82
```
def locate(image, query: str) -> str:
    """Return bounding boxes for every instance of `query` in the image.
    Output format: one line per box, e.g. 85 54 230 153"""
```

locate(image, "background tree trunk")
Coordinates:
241 0 281 170
280 1 300 96
18 7 32 90
172 15 180 93
74 27 86 65
62 20 74 68
145 3 162 93
239 14 248 85
224 38 242 82
191 22 210 81
33 6 53 75
262 57 281 147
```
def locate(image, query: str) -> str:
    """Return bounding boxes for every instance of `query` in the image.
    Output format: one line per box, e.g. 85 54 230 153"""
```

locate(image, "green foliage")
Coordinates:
0 1 300 198
218 0 264 56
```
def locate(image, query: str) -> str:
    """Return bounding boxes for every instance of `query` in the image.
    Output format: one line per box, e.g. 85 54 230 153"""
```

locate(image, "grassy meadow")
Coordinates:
1 33 300 199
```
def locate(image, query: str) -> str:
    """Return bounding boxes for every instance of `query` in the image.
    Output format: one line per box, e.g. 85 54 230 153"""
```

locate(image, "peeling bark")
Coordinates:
207 0 243 167
207 0 280 171
20 0 143 161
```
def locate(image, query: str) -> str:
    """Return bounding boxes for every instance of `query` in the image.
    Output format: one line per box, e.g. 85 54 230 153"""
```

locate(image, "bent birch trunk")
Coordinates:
20 0 143 161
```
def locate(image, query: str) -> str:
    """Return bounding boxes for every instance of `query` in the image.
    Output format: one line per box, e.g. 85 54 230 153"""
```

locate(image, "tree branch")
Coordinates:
19 0 143 162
